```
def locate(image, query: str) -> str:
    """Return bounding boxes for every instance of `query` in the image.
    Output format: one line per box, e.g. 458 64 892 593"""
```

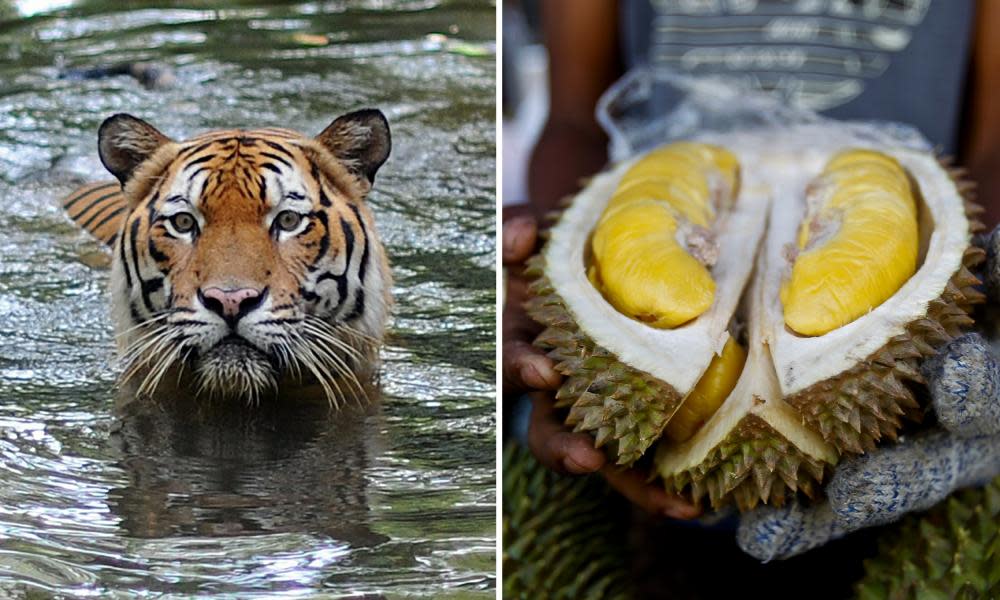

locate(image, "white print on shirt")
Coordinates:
650 0 931 111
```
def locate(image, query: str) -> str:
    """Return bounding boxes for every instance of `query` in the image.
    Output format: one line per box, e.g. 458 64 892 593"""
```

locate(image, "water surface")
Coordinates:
0 1 496 597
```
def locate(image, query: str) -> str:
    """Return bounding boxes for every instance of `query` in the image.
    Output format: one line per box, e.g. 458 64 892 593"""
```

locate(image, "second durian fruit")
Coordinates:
527 131 984 511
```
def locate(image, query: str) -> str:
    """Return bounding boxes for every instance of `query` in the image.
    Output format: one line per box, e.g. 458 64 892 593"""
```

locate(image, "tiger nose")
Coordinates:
198 286 266 321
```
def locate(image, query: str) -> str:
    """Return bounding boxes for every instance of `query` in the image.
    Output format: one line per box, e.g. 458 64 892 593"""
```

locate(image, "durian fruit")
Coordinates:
502 441 632 600
856 476 1000 599
527 134 984 511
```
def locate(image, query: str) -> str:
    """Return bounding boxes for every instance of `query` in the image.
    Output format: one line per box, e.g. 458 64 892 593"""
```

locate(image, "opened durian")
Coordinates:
526 129 984 511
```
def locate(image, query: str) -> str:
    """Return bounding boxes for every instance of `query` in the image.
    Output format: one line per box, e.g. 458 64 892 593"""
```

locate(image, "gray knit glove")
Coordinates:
738 333 1000 561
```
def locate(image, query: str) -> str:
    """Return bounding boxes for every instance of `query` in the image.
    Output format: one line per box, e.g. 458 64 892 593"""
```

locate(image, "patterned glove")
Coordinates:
737 324 1000 561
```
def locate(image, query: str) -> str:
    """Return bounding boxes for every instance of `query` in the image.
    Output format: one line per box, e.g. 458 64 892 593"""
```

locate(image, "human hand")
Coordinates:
502 212 561 394
737 332 1000 561
503 211 700 519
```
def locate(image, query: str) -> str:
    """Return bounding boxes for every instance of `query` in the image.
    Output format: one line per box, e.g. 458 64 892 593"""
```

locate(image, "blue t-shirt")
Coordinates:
622 0 974 154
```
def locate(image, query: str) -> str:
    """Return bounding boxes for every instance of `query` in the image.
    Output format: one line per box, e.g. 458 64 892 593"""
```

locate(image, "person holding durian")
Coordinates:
503 0 1000 596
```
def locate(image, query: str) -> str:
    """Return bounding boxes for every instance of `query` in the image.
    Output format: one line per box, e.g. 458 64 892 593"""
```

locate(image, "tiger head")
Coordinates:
99 110 392 403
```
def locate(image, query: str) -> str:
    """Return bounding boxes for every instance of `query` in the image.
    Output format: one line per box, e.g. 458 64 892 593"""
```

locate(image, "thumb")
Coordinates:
924 333 1000 438
737 501 844 561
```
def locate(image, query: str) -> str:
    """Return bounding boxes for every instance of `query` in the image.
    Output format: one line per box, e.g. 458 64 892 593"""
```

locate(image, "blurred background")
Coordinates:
0 1 495 597
500 0 540 208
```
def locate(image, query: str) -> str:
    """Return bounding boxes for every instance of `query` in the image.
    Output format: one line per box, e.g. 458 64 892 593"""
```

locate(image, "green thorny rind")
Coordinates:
657 414 832 512
524 254 684 466
502 441 632 600
856 475 1000 600
785 191 985 454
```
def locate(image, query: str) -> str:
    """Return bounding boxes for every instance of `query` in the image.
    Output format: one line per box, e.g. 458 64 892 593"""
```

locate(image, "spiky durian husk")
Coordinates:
659 415 831 511
524 255 683 466
785 212 985 454
856 476 1000 599
502 441 632 600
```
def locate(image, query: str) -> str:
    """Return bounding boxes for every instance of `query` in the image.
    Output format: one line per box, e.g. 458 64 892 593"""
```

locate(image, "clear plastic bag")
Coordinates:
596 66 932 163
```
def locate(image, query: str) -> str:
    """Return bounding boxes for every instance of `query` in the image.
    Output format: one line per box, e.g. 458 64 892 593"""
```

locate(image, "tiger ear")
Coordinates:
315 109 391 183
98 113 172 185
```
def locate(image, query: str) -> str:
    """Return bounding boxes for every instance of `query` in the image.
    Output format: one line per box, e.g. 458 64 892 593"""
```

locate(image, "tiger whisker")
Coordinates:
119 327 175 385
303 318 366 361
293 343 339 409
114 310 176 341
120 327 173 368
300 328 366 402
294 330 354 409
332 321 381 347
304 328 366 368
137 343 183 397
301 329 363 375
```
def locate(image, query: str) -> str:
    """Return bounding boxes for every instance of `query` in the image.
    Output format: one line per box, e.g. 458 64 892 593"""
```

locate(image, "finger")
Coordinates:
599 465 702 520
527 394 606 474
737 502 843 561
827 430 1000 530
502 216 538 266
503 340 561 393
923 333 1000 437
501 261 557 394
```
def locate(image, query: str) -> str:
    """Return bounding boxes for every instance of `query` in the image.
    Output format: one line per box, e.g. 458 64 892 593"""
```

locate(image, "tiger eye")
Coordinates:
276 210 302 232
170 212 197 234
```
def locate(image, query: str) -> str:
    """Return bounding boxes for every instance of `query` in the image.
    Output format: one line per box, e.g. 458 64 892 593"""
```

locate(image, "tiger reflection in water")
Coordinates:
109 392 386 548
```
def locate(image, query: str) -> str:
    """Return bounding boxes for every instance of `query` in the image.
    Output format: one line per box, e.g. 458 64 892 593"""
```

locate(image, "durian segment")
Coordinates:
770 149 984 451
540 148 768 407
664 337 747 443
782 149 919 336
590 142 739 329
770 148 976 396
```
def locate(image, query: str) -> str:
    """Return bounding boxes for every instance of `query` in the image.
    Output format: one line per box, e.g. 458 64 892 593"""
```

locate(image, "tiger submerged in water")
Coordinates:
62 110 392 404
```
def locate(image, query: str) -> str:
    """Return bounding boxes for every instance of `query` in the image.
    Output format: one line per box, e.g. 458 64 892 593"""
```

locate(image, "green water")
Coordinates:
0 1 496 597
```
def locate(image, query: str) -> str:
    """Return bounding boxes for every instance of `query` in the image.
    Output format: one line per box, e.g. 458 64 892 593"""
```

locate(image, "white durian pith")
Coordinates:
528 126 984 510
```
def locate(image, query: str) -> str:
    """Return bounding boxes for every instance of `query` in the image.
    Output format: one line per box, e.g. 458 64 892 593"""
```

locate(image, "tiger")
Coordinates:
61 110 393 404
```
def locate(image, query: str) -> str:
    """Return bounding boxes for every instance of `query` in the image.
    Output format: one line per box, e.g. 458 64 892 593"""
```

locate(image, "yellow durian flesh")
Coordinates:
591 200 716 328
664 337 748 443
626 141 741 204
781 149 919 336
590 142 740 329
